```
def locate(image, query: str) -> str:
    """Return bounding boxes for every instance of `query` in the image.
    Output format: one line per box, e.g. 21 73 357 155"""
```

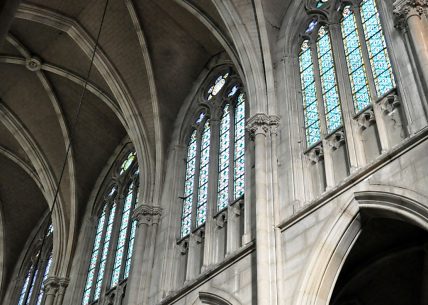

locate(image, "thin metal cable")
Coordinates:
15 0 111 303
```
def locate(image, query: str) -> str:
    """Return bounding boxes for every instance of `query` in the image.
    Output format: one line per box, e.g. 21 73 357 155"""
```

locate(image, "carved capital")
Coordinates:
132 204 162 226
307 144 324 164
394 0 428 29
43 276 69 295
326 130 346 151
191 228 205 244
357 109 376 130
379 93 401 114
215 212 227 228
178 239 189 255
246 113 280 139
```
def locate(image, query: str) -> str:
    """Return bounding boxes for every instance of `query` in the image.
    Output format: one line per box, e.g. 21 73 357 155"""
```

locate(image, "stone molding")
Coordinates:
132 204 163 226
43 276 69 294
394 0 428 29
246 113 280 138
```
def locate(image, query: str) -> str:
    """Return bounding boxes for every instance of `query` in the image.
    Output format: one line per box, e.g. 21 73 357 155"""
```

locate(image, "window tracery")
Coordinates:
180 69 246 238
298 0 396 147
82 150 139 305
16 223 53 305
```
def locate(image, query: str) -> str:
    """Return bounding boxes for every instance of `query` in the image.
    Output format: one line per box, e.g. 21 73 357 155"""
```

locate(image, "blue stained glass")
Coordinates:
82 206 107 305
18 266 33 305
233 96 246 199
124 220 137 279
111 184 135 287
35 253 53 305
218 168 229 190
25 269 38 305
360 0 395 97
181 130 198 237
217 189 228 210
94 204 116 301
196 121 211 226
341 6 370 112
317 26 342 133
299 40 321 146
218 105 231 210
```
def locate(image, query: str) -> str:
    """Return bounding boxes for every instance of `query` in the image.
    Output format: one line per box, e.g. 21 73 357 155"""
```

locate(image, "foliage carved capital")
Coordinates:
394 0 428 29
246 114 280 138
132 204 162 226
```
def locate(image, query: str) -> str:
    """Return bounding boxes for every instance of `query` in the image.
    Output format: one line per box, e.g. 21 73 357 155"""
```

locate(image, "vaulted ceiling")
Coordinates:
0 0 227 294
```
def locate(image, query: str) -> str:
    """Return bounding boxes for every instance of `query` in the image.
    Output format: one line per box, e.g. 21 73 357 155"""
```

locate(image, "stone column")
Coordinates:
126 204 162 305
43 276 69 305
394 0 428 93
247 113 278 305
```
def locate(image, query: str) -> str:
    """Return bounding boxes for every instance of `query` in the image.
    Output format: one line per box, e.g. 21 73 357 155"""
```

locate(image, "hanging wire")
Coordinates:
15 0 111 303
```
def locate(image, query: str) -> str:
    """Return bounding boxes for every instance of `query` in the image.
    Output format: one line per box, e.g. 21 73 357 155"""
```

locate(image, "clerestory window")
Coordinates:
82 151 139 305
17 223 53 305
299 0 396 148
180 69 246 238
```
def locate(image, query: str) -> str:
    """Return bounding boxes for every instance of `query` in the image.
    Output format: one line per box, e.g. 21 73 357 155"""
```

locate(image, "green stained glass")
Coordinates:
299 40 321 146
360 0 395 97
317 26 342 132
217 105 230 210
181 130 197 237
234 95 245 199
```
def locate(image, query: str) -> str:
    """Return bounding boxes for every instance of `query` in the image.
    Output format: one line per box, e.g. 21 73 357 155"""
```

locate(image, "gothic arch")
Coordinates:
295 189 428 305
191 288 243 305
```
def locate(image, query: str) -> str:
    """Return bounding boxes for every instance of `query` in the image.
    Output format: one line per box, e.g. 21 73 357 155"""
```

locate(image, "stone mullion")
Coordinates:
101 195 123 296
226 103 239 255
203 118 220 268
329 22 361 171
354 3 381 101
119 180 139 282
228 102 236 204
355 2 396 154
191 126 203 232
394 0 428 97
311 36 328 138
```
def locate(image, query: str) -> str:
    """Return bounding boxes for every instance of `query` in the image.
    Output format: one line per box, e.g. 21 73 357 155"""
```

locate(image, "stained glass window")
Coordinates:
16 223 53 305
82 150 139 304
341 5 371 112
299 40 321 146
217 105 231 211
35 253 52 305
181 130 197 237
317 26 342 133
18 266 34 305
180 70 246 242
207 73 229 100
234 94 246 199
120 152 136 175
196 121 211 226
360 0 395 97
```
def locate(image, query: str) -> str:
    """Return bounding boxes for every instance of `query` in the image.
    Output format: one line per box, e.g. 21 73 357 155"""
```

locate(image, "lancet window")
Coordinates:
82 151 139 305
16 223 53 305
180 69 246 238
299 0 396 147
